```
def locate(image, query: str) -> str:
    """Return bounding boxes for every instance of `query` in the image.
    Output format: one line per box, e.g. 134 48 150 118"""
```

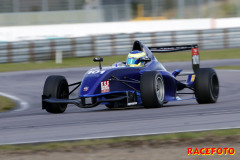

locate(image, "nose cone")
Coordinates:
79 67 143 97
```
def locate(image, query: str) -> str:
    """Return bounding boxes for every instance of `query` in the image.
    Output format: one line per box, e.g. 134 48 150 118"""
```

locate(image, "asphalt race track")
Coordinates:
0 59 240 145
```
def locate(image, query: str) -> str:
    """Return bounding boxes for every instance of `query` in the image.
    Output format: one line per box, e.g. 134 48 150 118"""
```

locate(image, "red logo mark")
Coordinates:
84 86 88 91
192 48 199 56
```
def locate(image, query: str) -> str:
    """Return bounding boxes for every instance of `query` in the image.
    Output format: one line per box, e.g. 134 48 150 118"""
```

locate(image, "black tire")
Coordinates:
140 71 165 108
43 75 69 113
194 68 219 104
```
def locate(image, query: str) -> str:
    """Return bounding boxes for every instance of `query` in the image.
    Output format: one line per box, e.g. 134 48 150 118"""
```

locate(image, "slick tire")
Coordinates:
140 71 165 108
43 75 69 113
194 68 219 104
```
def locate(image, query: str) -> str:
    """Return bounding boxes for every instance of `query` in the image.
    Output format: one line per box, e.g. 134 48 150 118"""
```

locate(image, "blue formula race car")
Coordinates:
42 40 219 113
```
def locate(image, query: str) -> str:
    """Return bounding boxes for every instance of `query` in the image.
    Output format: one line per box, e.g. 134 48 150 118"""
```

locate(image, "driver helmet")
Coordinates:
126 50 147 67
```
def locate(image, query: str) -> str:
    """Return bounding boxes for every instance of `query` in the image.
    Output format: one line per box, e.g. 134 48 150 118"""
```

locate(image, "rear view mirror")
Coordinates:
93 57 103 70
93 57 103 62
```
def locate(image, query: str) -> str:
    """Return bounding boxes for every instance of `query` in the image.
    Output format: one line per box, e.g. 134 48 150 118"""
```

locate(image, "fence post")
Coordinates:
7 43 13 63
29 42 35 62
130 33 135 45
110 35 116 56
223 28 229 49
171 31 176 45
151 32 156 46
71 38 76 57
197 30 203 49
50 40 56 60
91 36 96 57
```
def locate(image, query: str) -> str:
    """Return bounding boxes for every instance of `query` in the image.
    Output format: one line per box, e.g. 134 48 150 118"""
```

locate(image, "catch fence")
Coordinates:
0 27 240 63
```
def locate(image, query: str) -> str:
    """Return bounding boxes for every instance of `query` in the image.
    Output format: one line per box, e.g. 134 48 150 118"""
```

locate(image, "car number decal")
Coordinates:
87 70 106 74
101 81 110 93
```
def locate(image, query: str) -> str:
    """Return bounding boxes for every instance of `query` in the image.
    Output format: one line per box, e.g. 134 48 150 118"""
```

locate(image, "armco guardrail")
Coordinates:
0 27 240 63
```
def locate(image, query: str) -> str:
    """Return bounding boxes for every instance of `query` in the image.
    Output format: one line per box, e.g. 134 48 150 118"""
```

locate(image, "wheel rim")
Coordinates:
211 74 219 98
58 84 68 110
155 76 164 103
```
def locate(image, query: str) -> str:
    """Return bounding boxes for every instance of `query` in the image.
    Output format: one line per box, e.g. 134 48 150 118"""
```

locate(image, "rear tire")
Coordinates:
194 68 219 104
43 75 69 113
140 71 165 108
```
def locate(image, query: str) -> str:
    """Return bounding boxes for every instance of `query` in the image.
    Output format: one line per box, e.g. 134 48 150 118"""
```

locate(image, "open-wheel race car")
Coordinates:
42 40 219 113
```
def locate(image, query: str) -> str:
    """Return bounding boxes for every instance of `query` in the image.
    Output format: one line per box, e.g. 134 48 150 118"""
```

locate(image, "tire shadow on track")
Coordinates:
61 101 200 114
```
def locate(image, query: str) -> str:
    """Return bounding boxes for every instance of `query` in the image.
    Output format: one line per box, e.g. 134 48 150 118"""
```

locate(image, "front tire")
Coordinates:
194 68 219 104
43 75 69 113
140 71 165 108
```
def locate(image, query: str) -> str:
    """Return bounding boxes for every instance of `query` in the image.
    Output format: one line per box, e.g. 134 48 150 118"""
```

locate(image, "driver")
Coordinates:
126 50 148 67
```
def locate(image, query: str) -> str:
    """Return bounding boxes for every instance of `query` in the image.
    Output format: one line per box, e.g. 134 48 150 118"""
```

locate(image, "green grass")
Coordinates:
0 48 239 72
215 66 240 70
0 128 240 152
0 96 15 112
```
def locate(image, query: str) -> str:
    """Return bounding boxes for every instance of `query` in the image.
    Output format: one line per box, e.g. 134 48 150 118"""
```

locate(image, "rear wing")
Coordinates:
149 44 199 73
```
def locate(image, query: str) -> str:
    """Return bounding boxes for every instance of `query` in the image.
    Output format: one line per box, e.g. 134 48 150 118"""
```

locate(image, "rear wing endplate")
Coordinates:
149 44 199 73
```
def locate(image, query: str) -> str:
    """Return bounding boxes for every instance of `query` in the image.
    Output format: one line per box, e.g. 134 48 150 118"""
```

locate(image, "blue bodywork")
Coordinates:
78 40 194 107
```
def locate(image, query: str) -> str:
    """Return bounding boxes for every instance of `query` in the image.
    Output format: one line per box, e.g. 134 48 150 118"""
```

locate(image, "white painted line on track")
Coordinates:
2 126 240 146
0 92 29 112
